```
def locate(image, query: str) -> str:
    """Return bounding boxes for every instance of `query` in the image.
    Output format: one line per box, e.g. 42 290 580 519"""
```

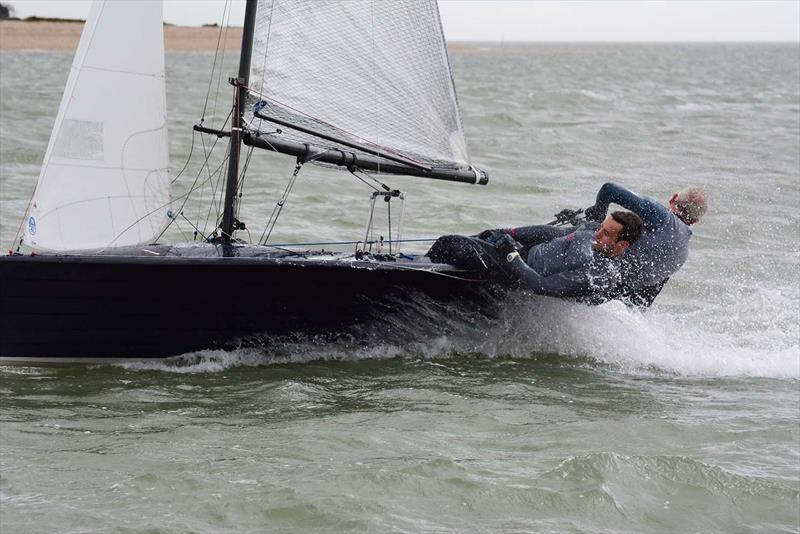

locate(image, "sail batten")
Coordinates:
246 0 475 175
23 0 170 252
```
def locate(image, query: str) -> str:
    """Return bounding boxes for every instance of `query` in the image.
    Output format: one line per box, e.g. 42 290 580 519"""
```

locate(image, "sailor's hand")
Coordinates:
583 204 605 222
494 234 522 257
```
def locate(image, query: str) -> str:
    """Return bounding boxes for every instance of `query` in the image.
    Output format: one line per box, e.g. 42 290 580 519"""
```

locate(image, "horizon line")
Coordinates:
3 19 798 44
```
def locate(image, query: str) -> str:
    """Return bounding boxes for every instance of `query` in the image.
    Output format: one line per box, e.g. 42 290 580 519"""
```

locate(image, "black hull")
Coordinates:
0 250 495 361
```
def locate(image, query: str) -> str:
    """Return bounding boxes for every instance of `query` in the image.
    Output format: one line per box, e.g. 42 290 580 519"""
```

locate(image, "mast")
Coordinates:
220 0 258 245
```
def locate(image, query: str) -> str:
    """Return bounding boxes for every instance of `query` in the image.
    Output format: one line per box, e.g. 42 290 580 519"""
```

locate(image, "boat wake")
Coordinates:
119 286 799 379
491 295 799 379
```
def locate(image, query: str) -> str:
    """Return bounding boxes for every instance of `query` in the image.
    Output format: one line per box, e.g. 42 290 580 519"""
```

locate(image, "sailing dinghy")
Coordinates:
0 0 502 364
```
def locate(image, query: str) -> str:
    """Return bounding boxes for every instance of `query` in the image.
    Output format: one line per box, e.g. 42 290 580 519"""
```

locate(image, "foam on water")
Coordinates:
118 284 799 379
497 297 799 379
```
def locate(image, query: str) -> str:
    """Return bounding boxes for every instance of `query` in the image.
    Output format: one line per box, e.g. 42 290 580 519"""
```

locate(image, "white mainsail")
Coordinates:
23 0 170 251
247 0 470 169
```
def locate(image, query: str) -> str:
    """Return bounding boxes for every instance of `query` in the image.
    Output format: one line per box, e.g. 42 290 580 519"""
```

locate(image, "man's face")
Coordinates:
593 216 629 257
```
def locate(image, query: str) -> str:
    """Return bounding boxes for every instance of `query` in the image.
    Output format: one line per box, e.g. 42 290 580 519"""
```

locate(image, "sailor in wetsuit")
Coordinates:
582 182 708 294
495 211 643 300
495 182 708 306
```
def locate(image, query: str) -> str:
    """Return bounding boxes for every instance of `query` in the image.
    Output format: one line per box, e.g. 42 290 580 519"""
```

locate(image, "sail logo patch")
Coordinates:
28 216 37 235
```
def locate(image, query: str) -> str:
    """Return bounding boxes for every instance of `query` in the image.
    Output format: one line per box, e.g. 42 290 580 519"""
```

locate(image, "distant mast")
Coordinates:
220 0 258 245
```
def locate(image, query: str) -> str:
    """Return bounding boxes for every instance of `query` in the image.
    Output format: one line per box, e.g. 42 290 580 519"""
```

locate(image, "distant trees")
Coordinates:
0 3 15 20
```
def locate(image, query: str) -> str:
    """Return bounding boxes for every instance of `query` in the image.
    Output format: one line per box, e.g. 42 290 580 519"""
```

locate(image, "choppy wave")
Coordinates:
549 452 799 499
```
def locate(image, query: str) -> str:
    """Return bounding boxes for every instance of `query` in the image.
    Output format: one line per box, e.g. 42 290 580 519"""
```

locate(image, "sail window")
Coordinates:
53 119 104 161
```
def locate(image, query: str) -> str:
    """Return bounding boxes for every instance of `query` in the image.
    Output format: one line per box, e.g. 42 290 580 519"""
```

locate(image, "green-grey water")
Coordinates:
1 43 799 532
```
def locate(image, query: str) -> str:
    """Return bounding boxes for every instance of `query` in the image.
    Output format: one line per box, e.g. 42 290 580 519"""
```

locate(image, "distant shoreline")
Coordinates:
0 20 244 51
1 21 793 52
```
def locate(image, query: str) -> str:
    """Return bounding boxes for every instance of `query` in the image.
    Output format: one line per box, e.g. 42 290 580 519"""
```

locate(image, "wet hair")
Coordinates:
675 186 708 224
610 211 644 244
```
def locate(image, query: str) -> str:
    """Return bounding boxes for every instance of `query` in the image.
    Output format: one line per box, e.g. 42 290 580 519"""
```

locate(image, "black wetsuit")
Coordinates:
588 182 692 290
508 230 621 299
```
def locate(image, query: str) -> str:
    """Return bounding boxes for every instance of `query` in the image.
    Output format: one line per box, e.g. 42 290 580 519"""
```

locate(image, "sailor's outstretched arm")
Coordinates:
587 182 668 228
508 225 572 248
507 253 587 298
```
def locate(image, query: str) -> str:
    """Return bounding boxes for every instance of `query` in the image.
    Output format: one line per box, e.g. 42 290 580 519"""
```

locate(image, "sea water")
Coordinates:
0 43 798 532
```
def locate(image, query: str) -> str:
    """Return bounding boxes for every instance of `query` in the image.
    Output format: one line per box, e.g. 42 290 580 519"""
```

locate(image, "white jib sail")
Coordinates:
23 0 170 251
248 0 470 169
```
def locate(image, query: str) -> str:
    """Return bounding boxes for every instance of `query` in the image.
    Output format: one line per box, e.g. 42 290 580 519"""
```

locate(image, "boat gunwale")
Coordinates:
0 250 484 277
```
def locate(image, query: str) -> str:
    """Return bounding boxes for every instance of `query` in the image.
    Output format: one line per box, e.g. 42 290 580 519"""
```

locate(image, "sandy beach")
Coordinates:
0 21 243 51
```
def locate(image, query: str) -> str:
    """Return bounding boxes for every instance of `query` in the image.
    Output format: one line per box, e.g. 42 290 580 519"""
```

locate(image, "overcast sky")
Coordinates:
7 0 800 42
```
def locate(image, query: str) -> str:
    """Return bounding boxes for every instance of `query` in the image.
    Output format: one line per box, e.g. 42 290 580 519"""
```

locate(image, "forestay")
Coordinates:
24 0 170 251
246 0 471 171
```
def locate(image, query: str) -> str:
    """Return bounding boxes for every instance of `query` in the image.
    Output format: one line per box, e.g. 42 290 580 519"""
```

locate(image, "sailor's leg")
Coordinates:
426 234 505 273
427 235 481 267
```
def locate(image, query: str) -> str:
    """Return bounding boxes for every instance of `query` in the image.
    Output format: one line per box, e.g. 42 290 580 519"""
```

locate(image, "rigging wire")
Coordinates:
214 77 244 240
349 167 402 255
203 148 230 236
210 0 233 125
233 145 256 241
256 148 329 246
145 151 230 245
79 126 232 251
151 122 231 244
167 214 192 243
179 211 209 242
258 161 304 245
198 129 224 233
200 0 230 122
252 0 275 134
193 113 231 211
349 167 391 191
192 107 233 235
349 169 380 192
264 238 435 247
170 128 198 185
59 104 232 250
193 126 210 226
